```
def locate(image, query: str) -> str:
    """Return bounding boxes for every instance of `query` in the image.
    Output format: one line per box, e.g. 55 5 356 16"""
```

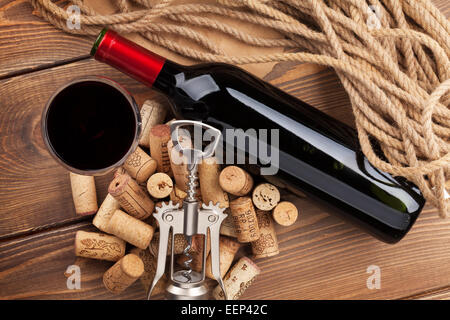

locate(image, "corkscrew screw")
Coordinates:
148 120 228 300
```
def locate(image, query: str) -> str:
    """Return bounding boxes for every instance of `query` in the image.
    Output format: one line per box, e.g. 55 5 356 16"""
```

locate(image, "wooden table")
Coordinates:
1 0 449 300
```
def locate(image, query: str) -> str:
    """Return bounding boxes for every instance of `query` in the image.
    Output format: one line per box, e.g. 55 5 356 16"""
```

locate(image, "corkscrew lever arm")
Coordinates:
202 202 228 300
147 202 182 300
148 222 169 299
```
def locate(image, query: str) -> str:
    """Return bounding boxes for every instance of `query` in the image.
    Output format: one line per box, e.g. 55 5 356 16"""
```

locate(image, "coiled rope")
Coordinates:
31 0 450 217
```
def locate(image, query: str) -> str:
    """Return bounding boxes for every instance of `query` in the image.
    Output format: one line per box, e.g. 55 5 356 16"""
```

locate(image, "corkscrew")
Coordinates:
148 120 228 300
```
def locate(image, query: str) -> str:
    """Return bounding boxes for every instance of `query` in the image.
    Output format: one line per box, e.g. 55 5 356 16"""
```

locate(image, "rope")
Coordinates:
30 0 450 217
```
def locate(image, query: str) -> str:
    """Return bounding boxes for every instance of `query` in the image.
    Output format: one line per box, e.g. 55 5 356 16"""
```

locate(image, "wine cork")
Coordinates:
251 210 279 258
130 247 167 296
123 147 157 184
176 233 210 272
192 234 211 272
167 135 192 192
69 172 98 215
147 172 173 199
219 166 253 196
149 124 172 175
103 254 144 294
212 257 261 300
229 197 260 243
205 236 240 279
252 183 280 211
139 99 167 148
108 174 154 220
199 157 229 208
264 174 307 198
220 212 238 238
272 201 298 226
149 232 189 256
169 185 187 206
108 209 154 249
114 167 127 178
92 194 121 233
75 230 125 261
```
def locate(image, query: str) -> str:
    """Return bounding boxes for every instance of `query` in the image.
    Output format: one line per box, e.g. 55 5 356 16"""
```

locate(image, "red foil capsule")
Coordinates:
92 29 166 87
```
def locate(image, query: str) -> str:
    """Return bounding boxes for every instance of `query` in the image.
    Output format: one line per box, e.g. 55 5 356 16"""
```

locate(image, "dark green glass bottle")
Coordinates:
91 29 425 243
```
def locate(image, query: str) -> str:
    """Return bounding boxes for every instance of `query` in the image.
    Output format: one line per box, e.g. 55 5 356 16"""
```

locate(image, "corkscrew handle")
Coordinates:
169 120 221 172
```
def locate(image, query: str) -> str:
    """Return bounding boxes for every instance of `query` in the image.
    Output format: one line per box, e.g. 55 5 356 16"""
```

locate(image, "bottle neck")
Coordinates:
91 29 182 90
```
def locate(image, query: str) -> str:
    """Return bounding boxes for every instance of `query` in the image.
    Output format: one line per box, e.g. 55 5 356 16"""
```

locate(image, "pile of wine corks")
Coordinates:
68 98 299 300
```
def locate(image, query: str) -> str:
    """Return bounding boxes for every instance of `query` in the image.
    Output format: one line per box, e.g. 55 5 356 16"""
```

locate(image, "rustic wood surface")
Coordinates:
0 58 159 239
0 0 449 300
0 0 94 80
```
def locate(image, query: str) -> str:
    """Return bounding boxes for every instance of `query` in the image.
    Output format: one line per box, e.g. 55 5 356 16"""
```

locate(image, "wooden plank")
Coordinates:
415 287 450 300
0 0 94 79
3 195 450 299
243 198 450 300
432 0 450 17
0 221 146 299
0 58 159 239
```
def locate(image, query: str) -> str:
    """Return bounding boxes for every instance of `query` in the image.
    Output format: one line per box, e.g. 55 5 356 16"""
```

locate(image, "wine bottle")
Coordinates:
91 29 425 243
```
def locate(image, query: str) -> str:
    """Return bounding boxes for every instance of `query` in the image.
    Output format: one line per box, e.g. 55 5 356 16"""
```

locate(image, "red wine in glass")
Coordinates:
42 77 141 174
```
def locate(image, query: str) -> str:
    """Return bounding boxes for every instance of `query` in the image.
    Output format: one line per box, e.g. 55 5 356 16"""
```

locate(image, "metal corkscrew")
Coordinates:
148 120 228 300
